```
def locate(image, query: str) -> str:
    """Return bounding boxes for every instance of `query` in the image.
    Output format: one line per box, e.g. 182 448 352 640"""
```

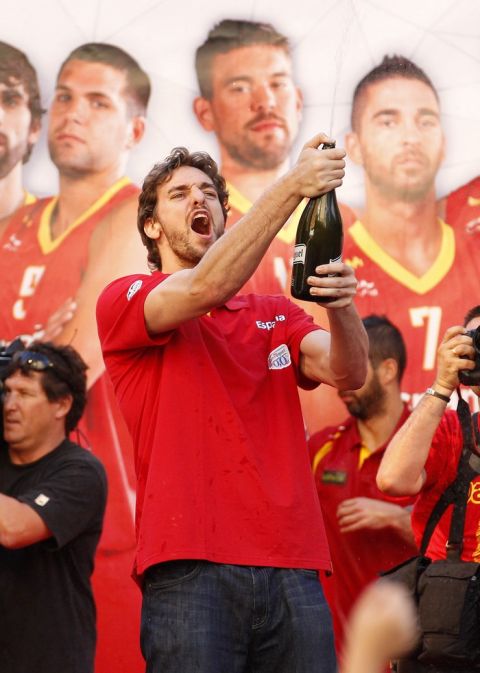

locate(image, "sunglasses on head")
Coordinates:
13 350 55 371
11 350 71 390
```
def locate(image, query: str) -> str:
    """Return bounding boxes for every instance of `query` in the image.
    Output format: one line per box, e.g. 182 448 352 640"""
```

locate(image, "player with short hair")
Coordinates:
194 19 355 296
342 54 480 413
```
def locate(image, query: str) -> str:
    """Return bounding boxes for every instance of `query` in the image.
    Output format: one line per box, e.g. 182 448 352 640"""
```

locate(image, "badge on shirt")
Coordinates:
127 279 142 301
34 493 50 506
267 343 291 370
321 470 347 485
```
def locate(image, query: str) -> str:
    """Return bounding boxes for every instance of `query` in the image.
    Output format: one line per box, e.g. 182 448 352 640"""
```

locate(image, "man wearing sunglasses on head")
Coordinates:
0 342 107 673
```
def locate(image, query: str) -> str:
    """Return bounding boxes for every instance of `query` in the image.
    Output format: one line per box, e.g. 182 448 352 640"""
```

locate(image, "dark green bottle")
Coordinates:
291 142 343 303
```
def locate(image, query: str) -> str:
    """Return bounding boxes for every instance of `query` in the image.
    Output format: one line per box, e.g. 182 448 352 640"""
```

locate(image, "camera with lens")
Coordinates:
458 326 480 386
0 338 25 382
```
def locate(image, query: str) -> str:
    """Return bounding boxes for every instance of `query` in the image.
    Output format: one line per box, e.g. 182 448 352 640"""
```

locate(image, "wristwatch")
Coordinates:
425 387 451 403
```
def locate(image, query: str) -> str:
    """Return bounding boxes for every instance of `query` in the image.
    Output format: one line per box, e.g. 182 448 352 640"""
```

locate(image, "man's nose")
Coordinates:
3 393 17 411
60 97 88 123
401 117 422 144
250 84 276 112
191 186 206 203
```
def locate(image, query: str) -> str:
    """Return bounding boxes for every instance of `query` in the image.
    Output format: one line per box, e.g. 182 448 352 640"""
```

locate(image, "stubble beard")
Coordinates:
0 138 28 179
165 229 212 268
366 156 438 204
346 375 386 421
223 132 292 171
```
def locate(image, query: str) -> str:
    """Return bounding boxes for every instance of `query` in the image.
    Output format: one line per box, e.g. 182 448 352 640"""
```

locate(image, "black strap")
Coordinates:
419 395 480 560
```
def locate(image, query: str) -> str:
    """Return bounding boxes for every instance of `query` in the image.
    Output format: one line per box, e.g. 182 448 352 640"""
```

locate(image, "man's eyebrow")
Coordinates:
371 108 398 119
167 182 215 194
221 71 290 86
54 84 111 99
372 107 439 120
0 88 25 98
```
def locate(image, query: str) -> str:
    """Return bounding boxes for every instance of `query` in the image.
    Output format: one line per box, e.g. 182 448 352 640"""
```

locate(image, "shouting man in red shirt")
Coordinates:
97 135 368 673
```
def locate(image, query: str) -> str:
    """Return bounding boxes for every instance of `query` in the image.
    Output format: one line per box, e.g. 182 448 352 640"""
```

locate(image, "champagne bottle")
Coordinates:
291 142 343 303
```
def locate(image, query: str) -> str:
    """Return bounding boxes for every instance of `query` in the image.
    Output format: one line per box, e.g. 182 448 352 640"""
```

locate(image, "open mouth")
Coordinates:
190 211 211 236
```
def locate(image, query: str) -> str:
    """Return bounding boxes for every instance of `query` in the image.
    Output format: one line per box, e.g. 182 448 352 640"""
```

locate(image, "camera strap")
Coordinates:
418 392 480 560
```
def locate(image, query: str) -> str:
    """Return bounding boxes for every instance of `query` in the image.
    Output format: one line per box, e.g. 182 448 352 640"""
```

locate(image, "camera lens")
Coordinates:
472 326 480 351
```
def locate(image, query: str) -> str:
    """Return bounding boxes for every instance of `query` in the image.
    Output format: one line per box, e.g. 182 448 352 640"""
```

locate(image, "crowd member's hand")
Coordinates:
291 133 346 198
31 298 77 342
337 497 403 533
342 581 419 673
305 262 357 307
434 325 475 393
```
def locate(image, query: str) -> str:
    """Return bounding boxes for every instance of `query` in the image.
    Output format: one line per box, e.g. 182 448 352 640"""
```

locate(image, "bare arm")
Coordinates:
144 133 346 335
298 267 368 390
0 493 51 549
377 324 475 496
337 497 415 545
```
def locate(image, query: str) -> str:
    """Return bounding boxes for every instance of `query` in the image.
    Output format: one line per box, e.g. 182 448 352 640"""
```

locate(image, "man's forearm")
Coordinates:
326 303 368 390
377 393 446 496
388 504 415 545
0 493 50 548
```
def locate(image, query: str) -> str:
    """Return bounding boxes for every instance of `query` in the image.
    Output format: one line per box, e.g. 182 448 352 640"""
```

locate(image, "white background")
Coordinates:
5 0 480 209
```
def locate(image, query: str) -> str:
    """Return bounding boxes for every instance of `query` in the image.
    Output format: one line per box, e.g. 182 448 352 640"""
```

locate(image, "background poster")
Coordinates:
1 1 479 671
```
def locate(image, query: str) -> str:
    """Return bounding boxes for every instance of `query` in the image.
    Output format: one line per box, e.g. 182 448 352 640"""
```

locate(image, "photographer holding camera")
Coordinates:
0 341 107 673
376 305 480 672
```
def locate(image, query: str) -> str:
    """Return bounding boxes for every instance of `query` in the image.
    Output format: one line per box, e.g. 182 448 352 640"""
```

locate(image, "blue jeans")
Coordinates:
141 560 336 673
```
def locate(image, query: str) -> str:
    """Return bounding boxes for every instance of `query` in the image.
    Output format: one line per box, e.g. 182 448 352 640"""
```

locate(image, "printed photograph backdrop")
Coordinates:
1 1 479 671
13 0 479 202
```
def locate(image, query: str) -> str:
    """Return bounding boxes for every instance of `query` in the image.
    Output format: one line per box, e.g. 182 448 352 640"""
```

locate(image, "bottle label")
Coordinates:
293 244 306 265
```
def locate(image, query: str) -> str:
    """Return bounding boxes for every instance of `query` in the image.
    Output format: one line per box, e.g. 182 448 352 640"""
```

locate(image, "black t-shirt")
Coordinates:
0 439 107 673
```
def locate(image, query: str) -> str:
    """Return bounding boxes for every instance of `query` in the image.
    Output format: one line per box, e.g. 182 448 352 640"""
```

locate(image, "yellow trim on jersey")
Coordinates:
312 432 343 474
226 180 304 245
473 518 480 562
348 219 455 294
23 191 37 206
37 177 131 254
358 445 372 470
226 182 251 215
468 196 480 207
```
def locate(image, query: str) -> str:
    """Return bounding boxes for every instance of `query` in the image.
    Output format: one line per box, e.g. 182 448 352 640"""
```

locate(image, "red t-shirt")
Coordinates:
97 272 332 576
412 410 480 561
309 406 417 655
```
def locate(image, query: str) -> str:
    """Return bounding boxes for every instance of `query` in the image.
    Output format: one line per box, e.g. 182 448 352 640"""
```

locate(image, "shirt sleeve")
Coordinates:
96 273 172 354
17 454 107 550
283 298 324 390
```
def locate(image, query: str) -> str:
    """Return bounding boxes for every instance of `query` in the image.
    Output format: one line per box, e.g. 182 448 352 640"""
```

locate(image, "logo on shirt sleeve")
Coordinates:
127 279 143 301
34 493 50 506
268 343 291 370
